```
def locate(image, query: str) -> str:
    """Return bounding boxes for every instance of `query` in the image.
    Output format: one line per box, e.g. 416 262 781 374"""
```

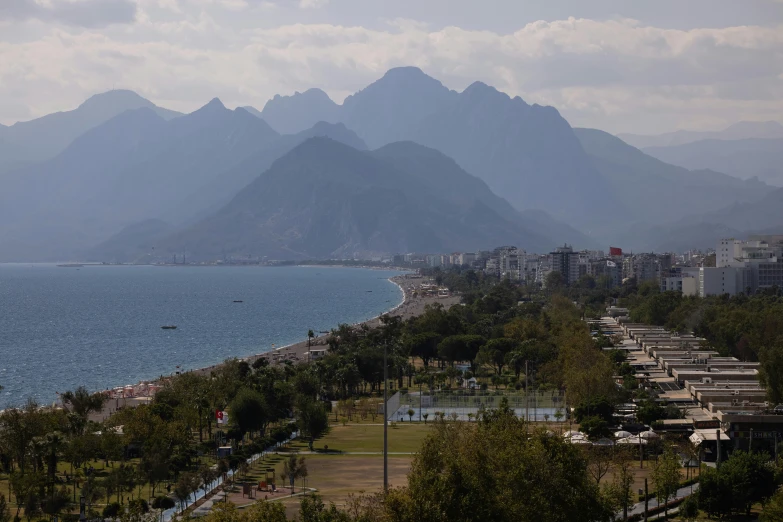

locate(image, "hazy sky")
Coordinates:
1 0 782 134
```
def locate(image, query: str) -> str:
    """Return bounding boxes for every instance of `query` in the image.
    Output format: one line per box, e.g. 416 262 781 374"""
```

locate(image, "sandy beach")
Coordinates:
238 274 461 367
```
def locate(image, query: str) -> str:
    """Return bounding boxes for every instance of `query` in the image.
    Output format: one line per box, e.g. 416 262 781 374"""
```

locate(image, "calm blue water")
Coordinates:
0 265 404 408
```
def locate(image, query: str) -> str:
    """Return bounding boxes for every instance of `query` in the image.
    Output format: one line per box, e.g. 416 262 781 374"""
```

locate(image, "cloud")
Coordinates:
0 0 138 27
298 0 328 9
0 12 781 133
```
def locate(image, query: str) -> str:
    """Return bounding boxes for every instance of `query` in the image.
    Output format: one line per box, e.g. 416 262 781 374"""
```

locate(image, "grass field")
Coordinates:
300 422 433 454
220 422 432 518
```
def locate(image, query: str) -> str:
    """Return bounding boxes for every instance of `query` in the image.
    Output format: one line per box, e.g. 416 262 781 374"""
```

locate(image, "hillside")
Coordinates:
257 88 340 135
618 120 783 148
411 83 618 225
574 128 771 225
158 138 557 261
642 138 783 186
0 90 180 172
0 100 280 261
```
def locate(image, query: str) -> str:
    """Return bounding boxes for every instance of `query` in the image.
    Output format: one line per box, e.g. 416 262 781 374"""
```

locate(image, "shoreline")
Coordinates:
190 274 460 371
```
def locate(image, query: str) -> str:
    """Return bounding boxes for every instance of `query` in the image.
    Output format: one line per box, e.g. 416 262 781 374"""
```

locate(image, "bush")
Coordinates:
152 496 176 510
128 499 149 514
102 502 120 519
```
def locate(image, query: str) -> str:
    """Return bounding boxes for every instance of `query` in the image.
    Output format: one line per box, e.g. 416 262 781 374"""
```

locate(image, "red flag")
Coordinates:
216 410 224 421
609 247 623 256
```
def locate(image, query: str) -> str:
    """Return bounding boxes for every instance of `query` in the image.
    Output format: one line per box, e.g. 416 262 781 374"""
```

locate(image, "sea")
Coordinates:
0 264 405 409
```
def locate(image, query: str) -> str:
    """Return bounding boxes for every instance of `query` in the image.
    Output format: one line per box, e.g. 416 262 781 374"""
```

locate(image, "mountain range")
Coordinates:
641 138 783 187
150 138 568 261
0 90 180 173
0 69 780 261
618 121 783 148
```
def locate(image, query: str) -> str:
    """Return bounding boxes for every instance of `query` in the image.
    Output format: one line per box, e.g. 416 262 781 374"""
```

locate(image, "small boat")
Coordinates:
233 300 244 303
161 325 177 330
366 290 373 292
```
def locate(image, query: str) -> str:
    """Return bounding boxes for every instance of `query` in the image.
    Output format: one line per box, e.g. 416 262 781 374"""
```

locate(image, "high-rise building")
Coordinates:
549 245 580 286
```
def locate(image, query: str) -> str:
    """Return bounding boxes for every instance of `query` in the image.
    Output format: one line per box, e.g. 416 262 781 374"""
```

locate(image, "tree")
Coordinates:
636 398 666 425
61 386 107 423
476 338 517 375
651 446 681 518
574 397 614 424
383 406 611 521
679 495 699 522
407 409 415 422
299 495 350 522
761 487 783 522
604 456 635 521
437 335 485 368
405 333 441 367
584 446 614 484
297 400 330 451
244 501 288 522
41 487 72 520
151 496 175 511
760 342 783 404
579 416 610 441
281 455 308 494
719 450 777 516
698 467 733 518
229 388 267 440
0 494 10 522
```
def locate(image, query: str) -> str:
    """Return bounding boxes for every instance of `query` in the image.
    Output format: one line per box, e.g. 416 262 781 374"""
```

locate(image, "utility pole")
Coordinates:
525 360 529 422
383 341 388 493
643 478 648 522
716 429 722 467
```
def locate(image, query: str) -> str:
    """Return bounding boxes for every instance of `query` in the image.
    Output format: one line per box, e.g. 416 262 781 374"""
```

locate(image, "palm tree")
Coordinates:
307 330 315 349
281 455 307 494
423 413 429 424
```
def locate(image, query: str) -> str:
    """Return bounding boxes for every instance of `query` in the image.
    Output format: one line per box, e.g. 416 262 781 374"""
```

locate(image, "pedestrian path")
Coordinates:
626 483 699 517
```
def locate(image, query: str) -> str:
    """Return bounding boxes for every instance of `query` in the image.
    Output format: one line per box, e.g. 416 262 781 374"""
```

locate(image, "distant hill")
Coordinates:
613 188 783 252
0 100 280 261
166 122 369 225
0 90 181 172
86 219 174 263
618 120 783 149
157 138 559 261
574 128 771 226
254 68 619 226
258 88 339 135
340 67 459 149
642 138 783 187
410 82 617 226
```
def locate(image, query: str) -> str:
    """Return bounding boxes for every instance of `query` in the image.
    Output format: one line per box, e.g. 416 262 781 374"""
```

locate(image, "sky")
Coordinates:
1 0 782 134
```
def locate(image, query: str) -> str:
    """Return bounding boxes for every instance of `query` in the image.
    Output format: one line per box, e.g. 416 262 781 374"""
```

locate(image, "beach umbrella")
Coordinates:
617 436 648 445
570 438 592 445
640 431 660 439
614 430 633 439
563 430 583 438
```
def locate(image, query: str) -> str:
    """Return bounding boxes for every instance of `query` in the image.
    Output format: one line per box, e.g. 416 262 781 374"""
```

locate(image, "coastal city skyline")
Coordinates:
2 1 783 521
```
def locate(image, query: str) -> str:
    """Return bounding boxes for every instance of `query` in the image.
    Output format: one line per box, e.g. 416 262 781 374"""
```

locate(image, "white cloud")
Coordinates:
298 0 328 9
0 0 138 27
0 10 781 133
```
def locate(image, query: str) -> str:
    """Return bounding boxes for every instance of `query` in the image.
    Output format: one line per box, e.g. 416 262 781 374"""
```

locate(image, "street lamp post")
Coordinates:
383 341 388 493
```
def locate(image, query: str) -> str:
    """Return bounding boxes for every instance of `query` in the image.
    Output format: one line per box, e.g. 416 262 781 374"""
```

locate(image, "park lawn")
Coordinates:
264 455 413 519
303 423 432 454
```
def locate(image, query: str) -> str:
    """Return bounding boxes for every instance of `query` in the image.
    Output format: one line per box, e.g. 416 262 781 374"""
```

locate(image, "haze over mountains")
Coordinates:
0 67 779 262
0 90 180 173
